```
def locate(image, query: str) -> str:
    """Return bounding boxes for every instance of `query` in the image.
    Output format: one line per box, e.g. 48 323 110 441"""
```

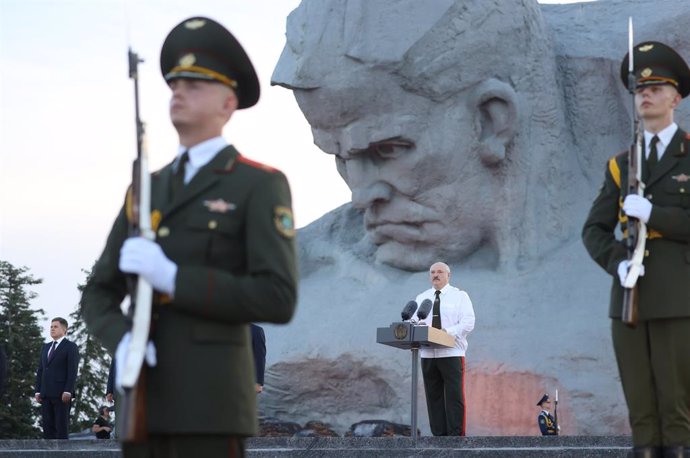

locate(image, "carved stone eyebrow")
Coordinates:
348 136 415 156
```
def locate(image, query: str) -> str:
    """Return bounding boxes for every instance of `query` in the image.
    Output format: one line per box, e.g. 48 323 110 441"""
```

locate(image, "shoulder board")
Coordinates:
608 154 622 189
236 155 277 173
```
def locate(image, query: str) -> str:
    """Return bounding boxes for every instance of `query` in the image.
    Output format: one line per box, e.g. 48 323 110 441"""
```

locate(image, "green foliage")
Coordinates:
69 269 111 434
0 260 44 439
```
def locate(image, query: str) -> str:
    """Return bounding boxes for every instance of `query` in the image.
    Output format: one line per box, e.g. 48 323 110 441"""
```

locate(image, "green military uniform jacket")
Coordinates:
582 128 690 320
82 145 298 436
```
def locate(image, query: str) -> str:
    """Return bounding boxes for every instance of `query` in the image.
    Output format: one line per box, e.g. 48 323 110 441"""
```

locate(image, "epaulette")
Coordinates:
237 155 277 173
608 155 622 189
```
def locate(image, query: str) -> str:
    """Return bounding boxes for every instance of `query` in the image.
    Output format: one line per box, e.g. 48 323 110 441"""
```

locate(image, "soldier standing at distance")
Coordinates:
582 41 690 457
536 394 558 436
82 16 298 458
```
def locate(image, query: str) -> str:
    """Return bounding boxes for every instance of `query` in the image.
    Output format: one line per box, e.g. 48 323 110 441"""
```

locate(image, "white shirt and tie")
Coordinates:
173 136 228 185
644 122 677 162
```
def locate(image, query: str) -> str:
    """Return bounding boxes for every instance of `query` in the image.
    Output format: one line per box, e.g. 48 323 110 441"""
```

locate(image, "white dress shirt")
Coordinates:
644 122 677 161
413 284 475 358
174 136 229 184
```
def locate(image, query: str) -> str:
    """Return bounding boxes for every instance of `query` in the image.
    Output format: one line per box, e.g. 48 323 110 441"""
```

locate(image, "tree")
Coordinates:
0 260 44 438
69 269 111 434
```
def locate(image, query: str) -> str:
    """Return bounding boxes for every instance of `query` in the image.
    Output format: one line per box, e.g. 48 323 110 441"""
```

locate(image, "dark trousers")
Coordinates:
421 356 465 436
123 435 245 458
41 397 70 439
612 318 690 447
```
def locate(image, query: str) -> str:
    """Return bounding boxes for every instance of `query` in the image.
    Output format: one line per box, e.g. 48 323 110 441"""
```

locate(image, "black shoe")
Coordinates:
629 447 662 458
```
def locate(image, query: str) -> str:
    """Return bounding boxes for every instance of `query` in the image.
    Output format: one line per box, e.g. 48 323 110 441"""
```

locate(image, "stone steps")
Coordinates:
0 436 632 457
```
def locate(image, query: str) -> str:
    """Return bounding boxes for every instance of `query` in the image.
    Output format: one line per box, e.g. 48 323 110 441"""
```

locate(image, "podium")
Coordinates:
376 322 455 440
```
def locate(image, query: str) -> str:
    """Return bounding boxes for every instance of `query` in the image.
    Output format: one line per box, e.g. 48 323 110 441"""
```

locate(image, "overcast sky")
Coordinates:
0 0 586 337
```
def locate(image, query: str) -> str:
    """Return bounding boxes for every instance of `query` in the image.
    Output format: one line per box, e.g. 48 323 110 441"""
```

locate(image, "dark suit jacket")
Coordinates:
583 128 690 319
106 359 115 397
251 324 266 386
35 338 79 398
82 145 298 436
0 344 7 398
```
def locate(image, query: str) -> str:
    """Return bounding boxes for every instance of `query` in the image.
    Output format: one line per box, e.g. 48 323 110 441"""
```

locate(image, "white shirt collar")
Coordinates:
52 336 65 346
437 284 452 295
645 122 677 158
175 136 228 170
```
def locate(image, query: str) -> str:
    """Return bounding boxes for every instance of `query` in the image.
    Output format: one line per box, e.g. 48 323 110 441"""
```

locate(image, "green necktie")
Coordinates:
170 151 189 199
432 290 442 329
647 135 659 173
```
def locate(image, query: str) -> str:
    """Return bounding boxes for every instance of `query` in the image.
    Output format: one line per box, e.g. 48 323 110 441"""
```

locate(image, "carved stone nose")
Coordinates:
351 182 393 209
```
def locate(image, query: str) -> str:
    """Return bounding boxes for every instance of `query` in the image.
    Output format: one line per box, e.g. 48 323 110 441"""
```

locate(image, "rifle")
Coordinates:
621 18 647 328
119 47 155 442
554 389 559 435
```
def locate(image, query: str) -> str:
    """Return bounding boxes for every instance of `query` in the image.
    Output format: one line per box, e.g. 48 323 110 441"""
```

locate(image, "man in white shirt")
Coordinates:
413 262 475 436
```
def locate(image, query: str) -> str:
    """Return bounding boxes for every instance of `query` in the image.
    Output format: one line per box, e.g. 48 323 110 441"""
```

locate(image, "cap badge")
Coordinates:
639 44 654 52
184 19 206 30
179 53 196 68
641 68 653 78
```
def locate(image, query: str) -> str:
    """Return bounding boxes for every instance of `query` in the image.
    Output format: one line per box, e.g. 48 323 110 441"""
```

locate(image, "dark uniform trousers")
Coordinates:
421 356 465 436
123 435 245 458
612 318 690 447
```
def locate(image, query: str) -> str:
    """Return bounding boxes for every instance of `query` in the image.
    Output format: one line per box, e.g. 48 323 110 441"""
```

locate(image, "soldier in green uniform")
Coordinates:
81 17 298 458
582 41 690 458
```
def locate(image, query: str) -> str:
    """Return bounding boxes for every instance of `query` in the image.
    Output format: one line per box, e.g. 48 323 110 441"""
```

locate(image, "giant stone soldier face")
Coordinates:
295 72 499 271
272 0 560 271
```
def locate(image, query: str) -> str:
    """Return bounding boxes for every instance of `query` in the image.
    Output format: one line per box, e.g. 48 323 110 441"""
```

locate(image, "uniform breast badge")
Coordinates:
203 198 236 213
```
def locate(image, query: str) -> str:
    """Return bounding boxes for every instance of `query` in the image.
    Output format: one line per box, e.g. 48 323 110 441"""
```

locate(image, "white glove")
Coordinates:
617 260 645 285
114 332 157 393
623 195 652 224
119 237 177 295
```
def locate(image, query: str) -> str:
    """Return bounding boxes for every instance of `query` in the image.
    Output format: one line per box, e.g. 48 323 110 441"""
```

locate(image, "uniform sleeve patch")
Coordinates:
151 210 162 232
274 206 295 239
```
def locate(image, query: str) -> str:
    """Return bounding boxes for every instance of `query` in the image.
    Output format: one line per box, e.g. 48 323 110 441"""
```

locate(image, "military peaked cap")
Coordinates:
160 17 260 109
537 393 549 406
621 41 690 98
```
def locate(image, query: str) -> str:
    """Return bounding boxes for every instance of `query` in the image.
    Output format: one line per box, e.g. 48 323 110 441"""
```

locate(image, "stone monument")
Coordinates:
263 0 690 435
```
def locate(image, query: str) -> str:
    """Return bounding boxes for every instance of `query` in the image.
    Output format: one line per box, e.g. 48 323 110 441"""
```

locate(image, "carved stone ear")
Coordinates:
471 79 518 166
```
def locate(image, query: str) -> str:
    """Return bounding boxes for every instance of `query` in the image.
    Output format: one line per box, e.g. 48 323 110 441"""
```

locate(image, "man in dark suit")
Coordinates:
583 41 690 457
81 16 298 458
34 317 79 439
251 324 266 394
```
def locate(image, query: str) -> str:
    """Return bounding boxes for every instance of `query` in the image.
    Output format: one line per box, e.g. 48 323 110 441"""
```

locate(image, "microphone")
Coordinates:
416 299 433 320
400 301 418 321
